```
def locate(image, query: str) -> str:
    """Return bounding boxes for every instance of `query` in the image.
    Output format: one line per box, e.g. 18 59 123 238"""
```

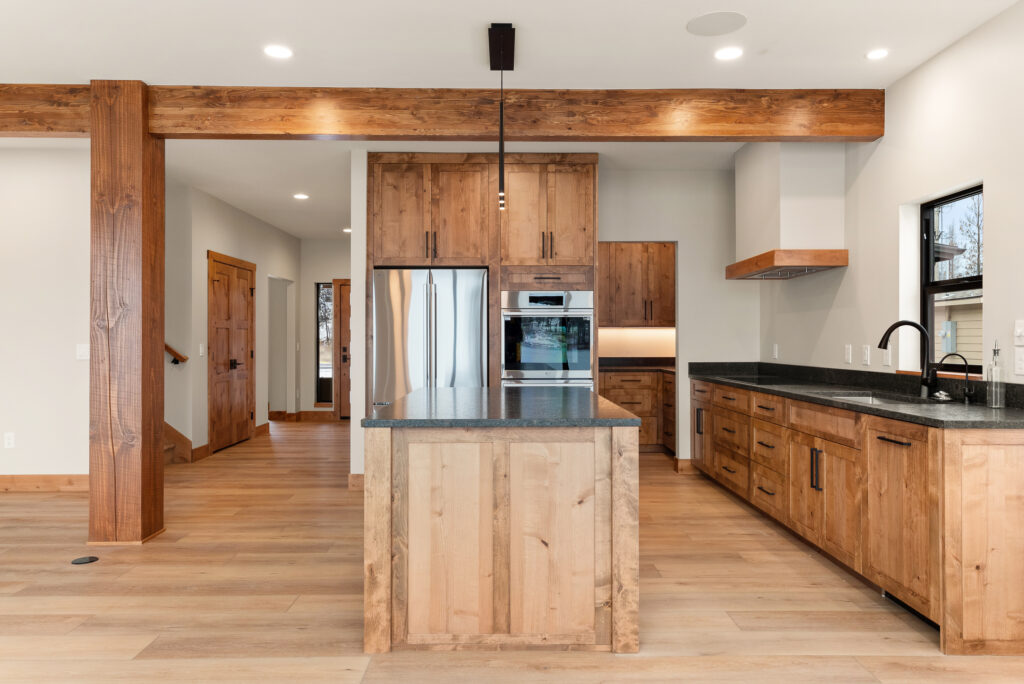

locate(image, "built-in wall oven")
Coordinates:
500 290 594 388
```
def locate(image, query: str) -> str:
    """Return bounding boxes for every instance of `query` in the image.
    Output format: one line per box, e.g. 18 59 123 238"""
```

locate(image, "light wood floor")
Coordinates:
1 422 1022 682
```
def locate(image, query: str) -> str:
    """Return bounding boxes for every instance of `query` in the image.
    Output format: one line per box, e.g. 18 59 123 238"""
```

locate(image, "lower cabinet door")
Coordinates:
818 439 864 573
787 431 821 543
750 463 787 524
690 402 709 473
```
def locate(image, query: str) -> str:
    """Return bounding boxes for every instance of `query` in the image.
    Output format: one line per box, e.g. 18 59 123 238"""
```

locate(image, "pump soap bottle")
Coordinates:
987 340 1006 408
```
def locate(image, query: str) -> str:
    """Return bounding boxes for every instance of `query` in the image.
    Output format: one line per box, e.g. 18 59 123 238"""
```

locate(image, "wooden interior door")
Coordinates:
787 430 821 542
500 164 547 265
546 164 594 266
819 439 864 572
208 251 255 453
373 163 431 265
609 243 646 327
431 163 489 265
333 279 352 419
645 242 676 327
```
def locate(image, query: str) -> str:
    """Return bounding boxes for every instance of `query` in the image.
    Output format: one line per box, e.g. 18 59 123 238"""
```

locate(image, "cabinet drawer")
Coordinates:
603 372 657 389
751 419 789 473
640 415 660 445
691 379 712 401
712 385 751 413
661 419 676 452
751 392 786 424
787 399 862 449
750 463 787 523
605 388 654 415
712 410 750 456
715 448 750 498
501 266 594 290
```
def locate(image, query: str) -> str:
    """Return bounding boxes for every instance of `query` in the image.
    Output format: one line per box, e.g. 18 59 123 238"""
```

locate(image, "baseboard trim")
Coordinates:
163 421 192 465
0 474 89 493
88 527 166 546
298 411 336 423
348 473 365 490
268 410 294 422
191 444 211 462
675 458 695 474
255 422 270 437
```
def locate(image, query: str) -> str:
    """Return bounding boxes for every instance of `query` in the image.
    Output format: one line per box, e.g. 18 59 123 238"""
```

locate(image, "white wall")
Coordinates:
599 167 760 457
185 188 301 446
0 147 90 475
268 277 291 412
761 2 1024 381
349 150 369 475
164 180 192 437
299 238 351 412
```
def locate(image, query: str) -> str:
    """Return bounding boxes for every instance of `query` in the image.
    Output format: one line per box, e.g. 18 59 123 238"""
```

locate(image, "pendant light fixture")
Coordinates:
489 23 515 211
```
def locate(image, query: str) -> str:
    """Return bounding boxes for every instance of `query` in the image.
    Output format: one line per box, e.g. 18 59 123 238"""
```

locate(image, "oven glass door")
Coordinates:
502 313 592 379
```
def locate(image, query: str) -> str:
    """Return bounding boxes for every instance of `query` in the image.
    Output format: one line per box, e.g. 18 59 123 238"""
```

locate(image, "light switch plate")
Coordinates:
862 344 871 365
772 343 779 360
1015 320 1024 346
3 433 13 449
844 344 853 364
199 343 205 357
75 343 89 360
883 348 892 366
1015 347 1024 375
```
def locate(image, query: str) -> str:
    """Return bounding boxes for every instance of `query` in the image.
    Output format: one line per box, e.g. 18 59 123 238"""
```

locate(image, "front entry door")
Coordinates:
333 279 352 419
208 251 255 452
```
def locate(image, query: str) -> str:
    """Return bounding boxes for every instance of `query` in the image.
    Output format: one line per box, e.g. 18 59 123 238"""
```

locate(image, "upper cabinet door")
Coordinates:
645 243 676 327
500 164 547 266
374 163 431 265
546 164 595 266
431 164 490 266
610 243 647 327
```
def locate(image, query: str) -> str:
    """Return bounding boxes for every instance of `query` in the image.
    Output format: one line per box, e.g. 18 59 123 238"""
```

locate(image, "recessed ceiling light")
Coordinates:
292 193 309 200
264 44 293 59
866 48 889 60
342 227 352 233
714 46 743 61
686 11 747 37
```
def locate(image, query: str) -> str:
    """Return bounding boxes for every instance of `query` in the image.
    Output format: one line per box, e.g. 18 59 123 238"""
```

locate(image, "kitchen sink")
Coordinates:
809 391 933 406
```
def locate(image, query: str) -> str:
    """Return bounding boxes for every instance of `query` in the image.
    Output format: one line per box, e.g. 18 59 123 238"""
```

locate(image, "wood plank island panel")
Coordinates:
146 87 884 141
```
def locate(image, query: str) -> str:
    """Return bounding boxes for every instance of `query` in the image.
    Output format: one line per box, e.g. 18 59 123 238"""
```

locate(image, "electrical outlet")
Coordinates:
3 433 14 449
862 344 871 365
882 348 892 367
844 344 853 364
75 343 89 360
199 343 205 357
1015 347 1024 375
1015 320 1024 346
772 343 779 360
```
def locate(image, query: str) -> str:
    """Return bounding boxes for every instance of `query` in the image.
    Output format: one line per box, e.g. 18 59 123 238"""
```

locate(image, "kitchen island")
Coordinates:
361 387 640 653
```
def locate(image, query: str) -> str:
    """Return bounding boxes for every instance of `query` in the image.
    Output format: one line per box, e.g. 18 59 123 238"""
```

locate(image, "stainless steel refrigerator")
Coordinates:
372 268 488 407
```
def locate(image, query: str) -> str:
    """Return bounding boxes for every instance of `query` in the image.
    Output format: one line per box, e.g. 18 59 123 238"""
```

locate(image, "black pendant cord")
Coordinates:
498 66 505 210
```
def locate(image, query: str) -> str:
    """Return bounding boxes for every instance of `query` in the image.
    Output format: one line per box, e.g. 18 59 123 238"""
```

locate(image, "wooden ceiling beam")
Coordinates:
1 84 885 141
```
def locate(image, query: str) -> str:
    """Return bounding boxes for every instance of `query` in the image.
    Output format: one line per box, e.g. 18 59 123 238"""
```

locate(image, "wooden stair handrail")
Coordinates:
164 343 189 365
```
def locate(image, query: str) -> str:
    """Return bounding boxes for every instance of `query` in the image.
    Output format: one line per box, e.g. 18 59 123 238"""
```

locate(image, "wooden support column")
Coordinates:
89 80 165 544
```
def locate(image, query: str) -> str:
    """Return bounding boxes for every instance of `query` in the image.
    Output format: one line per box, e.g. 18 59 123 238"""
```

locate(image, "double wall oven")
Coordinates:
500 290 594 388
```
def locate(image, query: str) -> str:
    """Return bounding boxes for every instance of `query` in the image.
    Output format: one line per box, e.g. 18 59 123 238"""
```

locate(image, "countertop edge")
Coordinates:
361 418 642 428
688 373 1024 430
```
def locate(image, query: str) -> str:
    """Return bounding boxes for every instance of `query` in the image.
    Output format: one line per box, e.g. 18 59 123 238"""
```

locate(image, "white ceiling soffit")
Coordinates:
0 1 1017 89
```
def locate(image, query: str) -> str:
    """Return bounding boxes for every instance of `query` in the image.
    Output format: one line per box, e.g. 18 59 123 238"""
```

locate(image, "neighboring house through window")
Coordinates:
921 185 983 372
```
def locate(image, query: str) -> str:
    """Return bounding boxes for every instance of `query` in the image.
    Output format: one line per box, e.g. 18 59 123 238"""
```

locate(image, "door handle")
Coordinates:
542 232 546 259
342 354 349 363
809 446 816 490
549 232 554 257
425 231 429 258
812 448 824 491
696 407 703 435
643 299 647 321
229 359 239 370
432 231 438 259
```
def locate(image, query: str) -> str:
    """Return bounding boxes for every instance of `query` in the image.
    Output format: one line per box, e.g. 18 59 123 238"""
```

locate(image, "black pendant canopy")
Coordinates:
489 23 515 211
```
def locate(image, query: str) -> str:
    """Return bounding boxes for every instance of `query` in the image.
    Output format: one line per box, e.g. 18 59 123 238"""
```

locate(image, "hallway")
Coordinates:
0 423 1019 682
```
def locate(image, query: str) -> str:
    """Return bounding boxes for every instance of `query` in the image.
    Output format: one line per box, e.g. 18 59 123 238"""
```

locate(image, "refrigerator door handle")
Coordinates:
424 281 431 388
430 281 438 387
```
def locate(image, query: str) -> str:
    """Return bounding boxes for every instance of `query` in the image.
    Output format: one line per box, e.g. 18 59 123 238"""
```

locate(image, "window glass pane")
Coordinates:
316 283 333 403
930 289 983 367
931 192 983 282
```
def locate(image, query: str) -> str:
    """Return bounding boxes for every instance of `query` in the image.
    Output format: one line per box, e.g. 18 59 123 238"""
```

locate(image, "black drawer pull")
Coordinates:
722 395 737 401
694 388 708 394
664 430 674 437
620 401 642 406
664 403 674 409
756 441 775 450
877 435 913 447
756 485 776 496
533 276 562 281
619 379 642 383
721 427 736 434
722 466 737 474
756 405 776 411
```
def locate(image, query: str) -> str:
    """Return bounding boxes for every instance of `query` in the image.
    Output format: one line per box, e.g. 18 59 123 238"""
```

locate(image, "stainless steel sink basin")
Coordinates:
809 391 932 406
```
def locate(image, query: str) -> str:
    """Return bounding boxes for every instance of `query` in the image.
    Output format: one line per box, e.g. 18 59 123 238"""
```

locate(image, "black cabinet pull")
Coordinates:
756 441 775 450
620 401 642 406
723 465 737 474
696 407 703 435
424 231 429 258
722 395 736 402
722 427 736 434
812 448 824 491
549 232 554 257
757 485 776 496
664 403 674 409
809 446 816 490
694 389 708 394
542 231 546 258
876 435 913 447
533 276 562 281
619 379 642 383
756 405 776 411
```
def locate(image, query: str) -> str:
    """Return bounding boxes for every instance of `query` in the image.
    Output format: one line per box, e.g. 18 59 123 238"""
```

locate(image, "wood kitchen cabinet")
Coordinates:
430 163 490 265
690 398 711 474
599 371 660 446
500 163 596 267
373 163 432 265
598 242 676 327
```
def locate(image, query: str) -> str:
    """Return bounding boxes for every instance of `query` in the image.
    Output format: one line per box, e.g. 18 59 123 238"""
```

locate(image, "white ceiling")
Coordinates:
1 1 1017 89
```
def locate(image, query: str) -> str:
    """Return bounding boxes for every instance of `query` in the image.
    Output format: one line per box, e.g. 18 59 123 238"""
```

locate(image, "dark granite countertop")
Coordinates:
688 372 1024 429
599 357 675 374
362 387 641 428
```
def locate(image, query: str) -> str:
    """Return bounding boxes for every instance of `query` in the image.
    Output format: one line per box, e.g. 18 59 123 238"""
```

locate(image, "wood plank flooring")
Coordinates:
1 421 1022 682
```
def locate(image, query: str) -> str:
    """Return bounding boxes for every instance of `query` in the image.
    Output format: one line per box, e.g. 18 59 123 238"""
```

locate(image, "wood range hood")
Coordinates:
725 248 849 280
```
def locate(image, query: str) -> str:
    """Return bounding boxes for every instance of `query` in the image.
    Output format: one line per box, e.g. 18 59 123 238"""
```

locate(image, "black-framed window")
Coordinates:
315 282 333 404
921 185 983 373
